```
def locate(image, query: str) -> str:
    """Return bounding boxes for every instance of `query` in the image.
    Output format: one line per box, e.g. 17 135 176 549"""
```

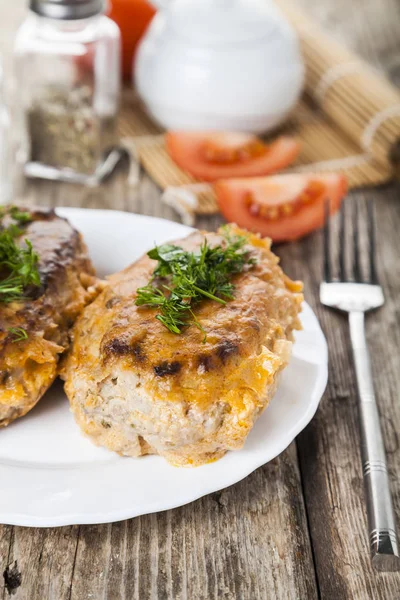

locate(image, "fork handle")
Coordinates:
349 310 400 571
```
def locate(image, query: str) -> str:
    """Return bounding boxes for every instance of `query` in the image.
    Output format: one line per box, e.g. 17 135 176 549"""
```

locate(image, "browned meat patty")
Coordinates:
63 225 303 466
0 206 101 426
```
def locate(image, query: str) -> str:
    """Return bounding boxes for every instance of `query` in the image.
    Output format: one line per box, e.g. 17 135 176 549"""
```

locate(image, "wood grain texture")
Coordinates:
1 448 317 600
279 187 400 600
0 0 400 599
65 445 316 600
2 527 79 600
278 2 400 599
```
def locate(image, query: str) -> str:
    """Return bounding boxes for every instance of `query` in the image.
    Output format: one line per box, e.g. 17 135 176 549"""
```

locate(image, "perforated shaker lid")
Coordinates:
30 0 106 20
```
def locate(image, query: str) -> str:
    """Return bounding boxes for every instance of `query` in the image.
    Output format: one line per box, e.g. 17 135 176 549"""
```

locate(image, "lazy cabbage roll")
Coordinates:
63 225 303 466
0 206 100 426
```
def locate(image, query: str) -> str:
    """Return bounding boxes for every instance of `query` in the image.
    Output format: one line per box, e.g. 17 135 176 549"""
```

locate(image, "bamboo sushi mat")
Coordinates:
118 0 400 218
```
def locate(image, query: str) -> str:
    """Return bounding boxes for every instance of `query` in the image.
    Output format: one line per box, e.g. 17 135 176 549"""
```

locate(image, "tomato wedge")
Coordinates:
215 173 348 242
166 131 300 182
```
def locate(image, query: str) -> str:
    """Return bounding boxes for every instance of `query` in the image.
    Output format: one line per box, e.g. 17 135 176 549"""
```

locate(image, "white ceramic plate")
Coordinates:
0 208 328 527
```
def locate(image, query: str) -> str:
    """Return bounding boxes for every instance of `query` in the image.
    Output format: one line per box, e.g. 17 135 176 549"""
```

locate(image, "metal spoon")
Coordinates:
24 146 131 187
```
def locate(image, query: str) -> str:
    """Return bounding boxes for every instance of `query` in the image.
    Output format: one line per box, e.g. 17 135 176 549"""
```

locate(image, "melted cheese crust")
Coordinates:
63 226 303 466
0 208 100 426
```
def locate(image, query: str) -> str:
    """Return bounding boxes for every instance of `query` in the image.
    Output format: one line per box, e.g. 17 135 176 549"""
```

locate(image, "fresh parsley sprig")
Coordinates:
0 207 40 304
9 207 32 225
8 327 28 342
135 231 256 336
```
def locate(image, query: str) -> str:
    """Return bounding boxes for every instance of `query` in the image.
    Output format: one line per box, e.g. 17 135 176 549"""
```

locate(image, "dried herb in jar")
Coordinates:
28 84 117 175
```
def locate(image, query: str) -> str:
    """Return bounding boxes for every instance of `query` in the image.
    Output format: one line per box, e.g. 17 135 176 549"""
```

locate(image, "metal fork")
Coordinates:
320 199 400 572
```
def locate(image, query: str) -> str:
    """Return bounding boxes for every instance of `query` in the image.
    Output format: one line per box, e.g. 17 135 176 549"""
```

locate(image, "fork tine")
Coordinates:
353 199 362 282
323 199 331 282
339 201 346 281
367 199 378 284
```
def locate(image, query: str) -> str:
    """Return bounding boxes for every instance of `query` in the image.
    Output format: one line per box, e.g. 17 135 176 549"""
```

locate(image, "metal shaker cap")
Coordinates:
30 0 105 20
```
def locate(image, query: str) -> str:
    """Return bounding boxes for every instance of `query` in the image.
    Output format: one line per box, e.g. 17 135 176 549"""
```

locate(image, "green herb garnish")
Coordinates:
135 230 256 337
0 209 40 303
8 327 28 342
9 207 32 225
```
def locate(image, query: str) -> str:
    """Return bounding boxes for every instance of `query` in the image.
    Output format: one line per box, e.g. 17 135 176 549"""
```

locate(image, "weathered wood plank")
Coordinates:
67 445 317 600
0 526 13 599
280 187 400 600
3 527 79 600
278 1 400 597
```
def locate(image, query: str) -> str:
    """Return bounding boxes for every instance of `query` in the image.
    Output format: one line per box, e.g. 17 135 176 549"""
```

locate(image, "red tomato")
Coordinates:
215 173 348 242
109 0 156 80
166 131 300 182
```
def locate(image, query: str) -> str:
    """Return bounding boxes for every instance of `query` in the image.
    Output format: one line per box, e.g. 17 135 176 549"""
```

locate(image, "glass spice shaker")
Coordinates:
14 0 121 180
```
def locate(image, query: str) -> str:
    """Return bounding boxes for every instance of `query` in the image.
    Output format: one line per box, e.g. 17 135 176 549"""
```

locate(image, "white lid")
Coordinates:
165 0 296 45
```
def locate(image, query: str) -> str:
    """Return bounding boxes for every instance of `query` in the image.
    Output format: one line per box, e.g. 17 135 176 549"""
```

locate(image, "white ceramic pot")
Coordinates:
134 0 304 134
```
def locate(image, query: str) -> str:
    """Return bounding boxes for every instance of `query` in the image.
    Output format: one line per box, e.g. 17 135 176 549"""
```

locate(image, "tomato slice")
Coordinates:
166 132 300 182
215 173 348 242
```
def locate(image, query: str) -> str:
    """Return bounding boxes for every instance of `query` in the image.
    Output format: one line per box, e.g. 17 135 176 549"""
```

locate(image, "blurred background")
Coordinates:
0 0 398 237
1 0 399 81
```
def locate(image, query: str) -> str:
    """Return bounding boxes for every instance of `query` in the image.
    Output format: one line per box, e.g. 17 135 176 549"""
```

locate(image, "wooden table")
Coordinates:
1 1 400 598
